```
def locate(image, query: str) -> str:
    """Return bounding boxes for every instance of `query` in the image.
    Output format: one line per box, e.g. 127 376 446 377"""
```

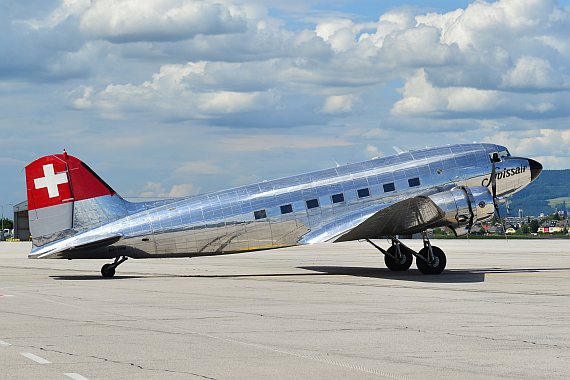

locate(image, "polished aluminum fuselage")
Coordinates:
30 143 530 259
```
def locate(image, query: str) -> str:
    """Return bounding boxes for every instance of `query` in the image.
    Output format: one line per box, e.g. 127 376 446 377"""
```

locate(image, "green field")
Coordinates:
547 196 570 209
507 169 570 216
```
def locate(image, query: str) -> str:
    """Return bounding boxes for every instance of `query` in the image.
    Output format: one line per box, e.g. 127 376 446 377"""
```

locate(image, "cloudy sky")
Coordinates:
1 0 570 207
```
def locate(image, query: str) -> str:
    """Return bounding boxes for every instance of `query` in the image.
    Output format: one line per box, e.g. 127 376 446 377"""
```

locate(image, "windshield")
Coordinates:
489 148 510 163
499 149 510 159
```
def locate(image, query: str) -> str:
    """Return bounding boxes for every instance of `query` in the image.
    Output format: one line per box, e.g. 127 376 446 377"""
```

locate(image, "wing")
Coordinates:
333 196 444 242
300 196 445 244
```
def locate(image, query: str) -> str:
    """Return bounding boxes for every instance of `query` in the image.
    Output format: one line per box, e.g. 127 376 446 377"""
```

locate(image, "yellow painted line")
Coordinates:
243 244 291 251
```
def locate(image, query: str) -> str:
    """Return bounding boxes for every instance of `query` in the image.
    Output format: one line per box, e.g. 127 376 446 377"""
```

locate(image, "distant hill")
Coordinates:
503 169 570 217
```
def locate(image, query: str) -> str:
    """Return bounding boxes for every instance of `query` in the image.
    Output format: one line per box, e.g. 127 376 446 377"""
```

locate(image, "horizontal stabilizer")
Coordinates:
31 233 122 259
64 235 122 251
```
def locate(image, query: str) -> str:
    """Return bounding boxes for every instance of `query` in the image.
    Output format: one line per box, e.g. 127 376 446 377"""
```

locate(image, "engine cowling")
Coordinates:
427 186 494 236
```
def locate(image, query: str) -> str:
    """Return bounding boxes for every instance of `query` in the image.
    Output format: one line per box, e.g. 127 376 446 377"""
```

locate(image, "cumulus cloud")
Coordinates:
79 0 247 42
200 91 262 113
67 60 277 119
393 68 570 119
483 129 570 168
315 18 372 52
501 56 569 90
69 85 94 109
24 0 91 29
321 95 357 114
415 0 570 92
72 0 570 124
2 0 570 206
168 183 200 197
140 181 199 198
392 69 500 116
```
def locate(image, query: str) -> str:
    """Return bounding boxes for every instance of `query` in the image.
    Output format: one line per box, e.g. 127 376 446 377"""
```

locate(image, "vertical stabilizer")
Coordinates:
25 153 127 247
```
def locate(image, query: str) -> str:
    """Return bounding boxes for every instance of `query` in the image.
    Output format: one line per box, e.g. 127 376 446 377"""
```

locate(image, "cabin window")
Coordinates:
254 209 267 220
408 177 420 187
331 193 345 204
383 182 395 192
357 188 370 198
280 204 293 214
306 198 319 209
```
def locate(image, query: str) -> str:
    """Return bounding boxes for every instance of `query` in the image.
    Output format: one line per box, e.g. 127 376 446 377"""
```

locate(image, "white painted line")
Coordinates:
65 373 90 380
0 339 11 347
20 352 51 364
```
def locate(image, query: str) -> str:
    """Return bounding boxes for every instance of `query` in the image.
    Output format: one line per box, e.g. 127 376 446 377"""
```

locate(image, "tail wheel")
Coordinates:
416 246 446 274
100 256 128 278
101 263 116 278
384 245 413 271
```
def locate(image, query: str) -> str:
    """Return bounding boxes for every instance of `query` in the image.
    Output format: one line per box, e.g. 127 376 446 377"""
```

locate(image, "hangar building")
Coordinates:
13 201 30 241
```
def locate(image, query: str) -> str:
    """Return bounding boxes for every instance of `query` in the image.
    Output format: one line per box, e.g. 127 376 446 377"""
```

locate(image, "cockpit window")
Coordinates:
499 149 510 159
489 149 510 163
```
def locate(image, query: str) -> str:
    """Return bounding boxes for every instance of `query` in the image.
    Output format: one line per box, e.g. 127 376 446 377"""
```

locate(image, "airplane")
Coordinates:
24 143 542 278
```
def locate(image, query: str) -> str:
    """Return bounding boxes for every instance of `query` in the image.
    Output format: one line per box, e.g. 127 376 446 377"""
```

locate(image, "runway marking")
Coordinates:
21 352 51 364
0 339 11 347
64 373 90 380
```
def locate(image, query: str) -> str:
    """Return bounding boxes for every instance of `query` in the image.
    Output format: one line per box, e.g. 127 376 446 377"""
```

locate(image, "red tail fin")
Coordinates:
26 153 115 211
25 153 117 241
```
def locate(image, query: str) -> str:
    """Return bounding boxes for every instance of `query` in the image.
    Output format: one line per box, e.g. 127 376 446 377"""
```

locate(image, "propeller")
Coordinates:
490 153 507 239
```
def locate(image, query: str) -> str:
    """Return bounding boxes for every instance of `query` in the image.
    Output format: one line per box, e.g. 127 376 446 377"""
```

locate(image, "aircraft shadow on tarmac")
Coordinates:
298 266 486 283
299 266 570 283
50 266 570 283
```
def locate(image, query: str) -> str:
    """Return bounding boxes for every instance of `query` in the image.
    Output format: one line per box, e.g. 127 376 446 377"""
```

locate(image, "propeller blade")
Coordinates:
491 160 497 199
494 202 508 240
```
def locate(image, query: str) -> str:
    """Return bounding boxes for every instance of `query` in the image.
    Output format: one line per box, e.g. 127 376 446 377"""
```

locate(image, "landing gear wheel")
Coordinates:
384 245 413 271
416 246 446 274
100 256 128 278
101 263 116 278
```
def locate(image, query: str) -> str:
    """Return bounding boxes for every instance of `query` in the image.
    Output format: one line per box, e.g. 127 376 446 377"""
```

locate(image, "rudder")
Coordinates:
25 152 128 247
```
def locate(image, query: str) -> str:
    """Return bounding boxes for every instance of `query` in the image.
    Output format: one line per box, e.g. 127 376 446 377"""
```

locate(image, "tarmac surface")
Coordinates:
0 239 569 379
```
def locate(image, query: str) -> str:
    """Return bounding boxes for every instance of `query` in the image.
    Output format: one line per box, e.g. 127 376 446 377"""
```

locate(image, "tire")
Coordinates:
101 263 116 278
416 246 446 274
384 245 413 271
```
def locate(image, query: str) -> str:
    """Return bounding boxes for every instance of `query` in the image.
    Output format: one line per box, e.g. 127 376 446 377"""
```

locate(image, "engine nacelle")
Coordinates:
428 186 495 236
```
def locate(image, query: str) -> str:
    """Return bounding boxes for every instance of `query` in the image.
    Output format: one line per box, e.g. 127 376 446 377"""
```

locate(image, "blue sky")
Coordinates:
307 1 475 14
1 0 570 207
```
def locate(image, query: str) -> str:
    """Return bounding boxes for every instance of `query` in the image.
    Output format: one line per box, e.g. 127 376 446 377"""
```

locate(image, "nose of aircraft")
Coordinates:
528 159 543 181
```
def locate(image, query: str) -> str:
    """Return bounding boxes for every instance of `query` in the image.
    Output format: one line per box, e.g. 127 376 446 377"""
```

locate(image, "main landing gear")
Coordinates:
366 232 446 274
101 256 128 278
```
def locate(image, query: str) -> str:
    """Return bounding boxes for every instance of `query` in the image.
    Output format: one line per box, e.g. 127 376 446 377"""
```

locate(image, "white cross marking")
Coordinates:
34 164 68 198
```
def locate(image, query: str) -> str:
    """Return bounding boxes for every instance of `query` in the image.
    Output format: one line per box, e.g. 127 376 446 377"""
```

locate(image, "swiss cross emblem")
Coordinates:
34 164 69 198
